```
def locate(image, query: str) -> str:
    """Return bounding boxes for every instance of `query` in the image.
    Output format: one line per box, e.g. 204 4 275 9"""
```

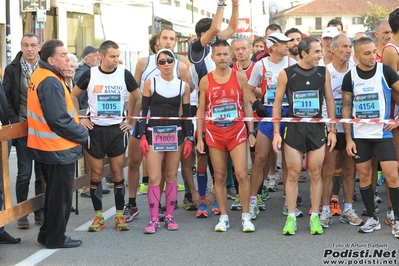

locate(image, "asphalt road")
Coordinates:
1 147 398 266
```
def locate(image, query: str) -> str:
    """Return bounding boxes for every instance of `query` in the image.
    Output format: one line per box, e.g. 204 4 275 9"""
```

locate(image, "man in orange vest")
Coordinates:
27 39 88 249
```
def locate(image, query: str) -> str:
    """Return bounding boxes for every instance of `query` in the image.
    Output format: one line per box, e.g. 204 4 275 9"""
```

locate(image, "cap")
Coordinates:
156 48 174 60
266 33 294 49
322 27 340 39
81 46 98 59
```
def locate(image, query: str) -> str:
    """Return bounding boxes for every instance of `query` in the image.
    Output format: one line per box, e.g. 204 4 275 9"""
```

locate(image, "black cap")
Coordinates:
81 46 98 59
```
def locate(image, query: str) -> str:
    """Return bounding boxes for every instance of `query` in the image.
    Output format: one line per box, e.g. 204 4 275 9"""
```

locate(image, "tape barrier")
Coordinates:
78 115 399 124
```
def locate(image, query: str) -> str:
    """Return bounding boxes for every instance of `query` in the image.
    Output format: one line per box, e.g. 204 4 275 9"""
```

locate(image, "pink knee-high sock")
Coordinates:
147 185 161 220
165 182 178 217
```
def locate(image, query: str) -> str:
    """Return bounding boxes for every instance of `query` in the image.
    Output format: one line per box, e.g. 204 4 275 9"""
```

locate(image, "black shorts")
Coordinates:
334 133 346 151
283 122 326 153
353 138 397 164
146 126 185 146
85 124 128 159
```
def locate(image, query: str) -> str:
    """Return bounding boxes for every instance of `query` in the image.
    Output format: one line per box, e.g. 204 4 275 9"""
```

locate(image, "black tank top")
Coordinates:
284 64 325 118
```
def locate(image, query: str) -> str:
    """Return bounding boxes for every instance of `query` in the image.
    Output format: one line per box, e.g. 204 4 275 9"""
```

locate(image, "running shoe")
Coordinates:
215 216 230 232
298 174 307 182
242 214 255 232
164 215 179 231
227 186 237 200
257 195 266 211
330 199 342 216
391 221 399 238
308 203 322 215
88 215 106 232
212 199 220 215
283 205 303 217
161 200 178 211
114 216 130 231
361 201 379 216
355 173 359 182
267 176 278 192
106 176 114 188
249 198 259 220
385 210 395 226
123 204 140 223
282 216 297 235
340 208 364 226
158 206 165 222
183 193 197 211
274 172 283 185
196 202 208 218
320 210 333 228
376 171 384 186
139 183 148 194
310 215 323 235
178 183 185 191
358 217 381 233
144 220 160 234
374 195 382 204
261 185 269 201
230 194 242 211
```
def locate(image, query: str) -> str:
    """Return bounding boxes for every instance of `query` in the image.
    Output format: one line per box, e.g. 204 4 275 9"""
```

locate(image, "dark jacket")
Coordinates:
74 63 90 110
27 60 88 165
3 51 24 124
0 80 10 126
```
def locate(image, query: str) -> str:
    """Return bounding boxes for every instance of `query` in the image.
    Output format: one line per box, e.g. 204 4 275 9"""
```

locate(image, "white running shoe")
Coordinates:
320 210 333 228
358 217 381 233
215 215 230 232
242 214 255 232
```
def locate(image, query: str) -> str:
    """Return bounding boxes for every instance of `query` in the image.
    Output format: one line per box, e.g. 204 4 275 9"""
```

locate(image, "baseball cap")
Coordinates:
266 33 294 49
81 46 98 59
156 48 174 60
322 27 340 39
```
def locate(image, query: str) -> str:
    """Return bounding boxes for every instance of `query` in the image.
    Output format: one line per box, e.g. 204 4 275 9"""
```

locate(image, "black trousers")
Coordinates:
38 162 75 248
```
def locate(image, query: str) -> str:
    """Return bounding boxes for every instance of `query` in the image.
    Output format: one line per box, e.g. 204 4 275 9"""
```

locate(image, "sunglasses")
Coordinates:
158 58 175 65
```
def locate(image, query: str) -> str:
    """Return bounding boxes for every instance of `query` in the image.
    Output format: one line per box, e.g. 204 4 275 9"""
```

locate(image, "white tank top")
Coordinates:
86 65 127 126
323 62 355 133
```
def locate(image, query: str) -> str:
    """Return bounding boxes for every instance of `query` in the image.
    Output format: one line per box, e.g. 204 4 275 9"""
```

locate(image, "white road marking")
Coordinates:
75 206 116 231
15 249 58 266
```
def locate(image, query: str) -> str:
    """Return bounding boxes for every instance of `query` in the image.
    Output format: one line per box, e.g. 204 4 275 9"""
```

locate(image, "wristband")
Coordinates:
329 129 337 134
248 130 256 136
273 130 280 135
217 1 227 6
232 3 239 7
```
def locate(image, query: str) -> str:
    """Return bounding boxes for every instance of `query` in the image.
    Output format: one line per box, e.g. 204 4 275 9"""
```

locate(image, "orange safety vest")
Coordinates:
27 67 80 152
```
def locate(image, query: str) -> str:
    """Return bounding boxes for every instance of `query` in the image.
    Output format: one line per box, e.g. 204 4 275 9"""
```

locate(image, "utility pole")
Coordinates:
5 0 11 65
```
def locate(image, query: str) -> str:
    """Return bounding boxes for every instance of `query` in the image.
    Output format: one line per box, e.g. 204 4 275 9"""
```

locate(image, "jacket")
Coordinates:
3 51 24 124
27 60 88 165
74 63 90 110
0 80 9 125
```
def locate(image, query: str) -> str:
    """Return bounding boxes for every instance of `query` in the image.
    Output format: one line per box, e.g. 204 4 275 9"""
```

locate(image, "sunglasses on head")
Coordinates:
158 58 175 65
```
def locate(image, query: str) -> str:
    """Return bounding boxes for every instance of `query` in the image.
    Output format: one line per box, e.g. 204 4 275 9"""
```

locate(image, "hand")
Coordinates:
253 100 268 117
248 134 256 148
272 134 282 154
346 138 357 157
139 136 149 157
191 191 201 206
196 139 206 154
204 193 215 205
120 121 133 133
384 123 399 131
80 118 94 130
327 132 337 152
183 139 193 158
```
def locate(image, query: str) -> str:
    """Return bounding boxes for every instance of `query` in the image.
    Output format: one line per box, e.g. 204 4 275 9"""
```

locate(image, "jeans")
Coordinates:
15 137 43 211
0 140 12 234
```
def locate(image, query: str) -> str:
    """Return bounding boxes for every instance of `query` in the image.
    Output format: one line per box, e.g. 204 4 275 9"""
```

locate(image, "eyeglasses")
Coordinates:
158 58 175 65
22 43 39 49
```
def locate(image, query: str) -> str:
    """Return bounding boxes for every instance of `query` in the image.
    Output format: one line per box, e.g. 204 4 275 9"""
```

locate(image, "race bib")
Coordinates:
335 99 342 118
152 125 178 151
212 103 237 126
97 94 121 116
354 93 380 119
292 90 320 117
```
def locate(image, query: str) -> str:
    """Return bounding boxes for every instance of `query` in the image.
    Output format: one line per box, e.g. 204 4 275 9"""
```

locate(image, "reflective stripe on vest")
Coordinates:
27 67 80 151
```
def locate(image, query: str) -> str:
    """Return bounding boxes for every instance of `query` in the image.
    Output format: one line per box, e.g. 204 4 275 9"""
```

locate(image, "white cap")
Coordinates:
266 33 294 49
156 48 174 60
322 27 340 39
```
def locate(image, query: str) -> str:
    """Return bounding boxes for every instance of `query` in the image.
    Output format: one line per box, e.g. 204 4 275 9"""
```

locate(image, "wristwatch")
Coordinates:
248 130 256 137
217 1 227 6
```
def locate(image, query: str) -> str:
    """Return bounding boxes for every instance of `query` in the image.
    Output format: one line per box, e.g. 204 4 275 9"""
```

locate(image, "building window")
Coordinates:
201 10 205 15
315 17 322 30
352 17 364 25
207 11 210 17
160 0 171 5
175 0 180 7
295 18 302 25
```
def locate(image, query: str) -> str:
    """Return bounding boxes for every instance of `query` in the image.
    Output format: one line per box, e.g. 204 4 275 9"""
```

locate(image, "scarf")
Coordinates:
20 56 38 86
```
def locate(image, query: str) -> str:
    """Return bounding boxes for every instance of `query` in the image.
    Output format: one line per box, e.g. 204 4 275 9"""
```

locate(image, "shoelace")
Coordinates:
147 220 159 227
165 217 176 225
123 204 131 216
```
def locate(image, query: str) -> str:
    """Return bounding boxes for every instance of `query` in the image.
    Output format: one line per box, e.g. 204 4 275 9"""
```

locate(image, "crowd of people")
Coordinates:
1 0 399 247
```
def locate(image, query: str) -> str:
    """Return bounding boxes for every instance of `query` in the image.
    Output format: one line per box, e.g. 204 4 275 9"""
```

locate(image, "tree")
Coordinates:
361 1 390 31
